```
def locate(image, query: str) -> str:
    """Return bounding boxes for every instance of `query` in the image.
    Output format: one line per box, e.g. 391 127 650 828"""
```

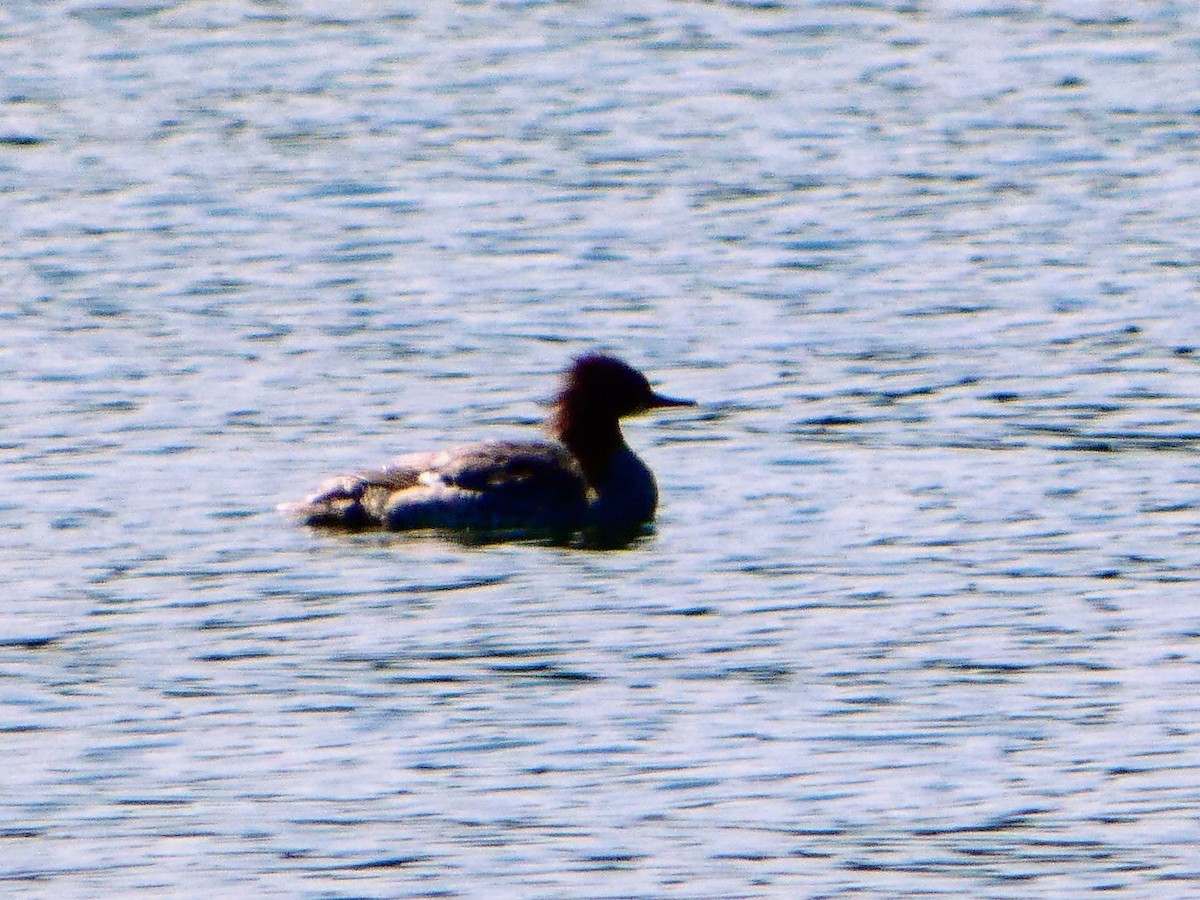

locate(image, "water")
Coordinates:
4 2 1200 896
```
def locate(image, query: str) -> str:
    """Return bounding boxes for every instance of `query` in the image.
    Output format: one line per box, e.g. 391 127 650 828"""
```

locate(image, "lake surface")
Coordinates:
4 2 1200 896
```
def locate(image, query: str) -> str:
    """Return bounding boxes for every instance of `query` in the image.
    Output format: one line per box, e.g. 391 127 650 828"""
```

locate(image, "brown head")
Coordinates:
550 353 695 484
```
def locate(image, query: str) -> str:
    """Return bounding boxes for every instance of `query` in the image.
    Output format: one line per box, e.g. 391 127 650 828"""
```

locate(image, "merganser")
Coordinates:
284 354 695 537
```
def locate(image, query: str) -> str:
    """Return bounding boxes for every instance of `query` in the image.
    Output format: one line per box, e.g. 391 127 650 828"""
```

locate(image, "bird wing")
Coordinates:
429 441 583 491
288 442 585 528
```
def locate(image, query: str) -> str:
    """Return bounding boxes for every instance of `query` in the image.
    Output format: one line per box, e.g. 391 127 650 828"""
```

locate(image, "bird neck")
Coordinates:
551 402 659 527
555 412 626 488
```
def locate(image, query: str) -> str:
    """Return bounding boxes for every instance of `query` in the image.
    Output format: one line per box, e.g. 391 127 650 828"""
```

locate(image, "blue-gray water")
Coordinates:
5 2 1200 896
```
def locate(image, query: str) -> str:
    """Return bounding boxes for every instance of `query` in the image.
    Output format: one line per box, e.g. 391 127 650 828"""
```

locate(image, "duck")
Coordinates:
283 353 695 537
